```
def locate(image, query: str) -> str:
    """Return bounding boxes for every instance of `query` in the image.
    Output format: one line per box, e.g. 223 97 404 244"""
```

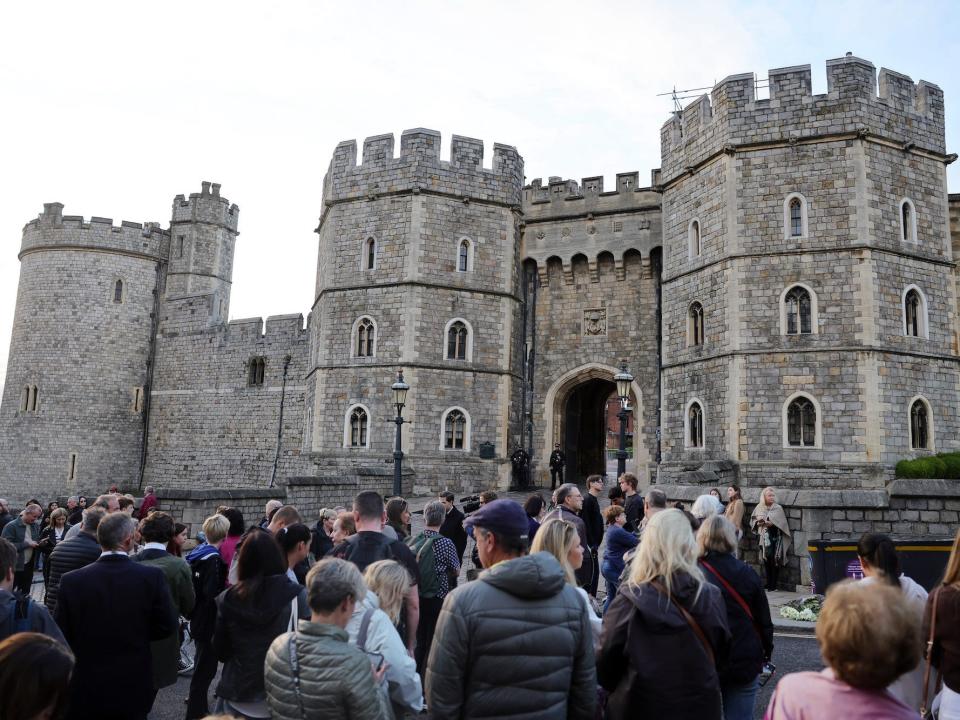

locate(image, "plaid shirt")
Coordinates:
424 529 461 597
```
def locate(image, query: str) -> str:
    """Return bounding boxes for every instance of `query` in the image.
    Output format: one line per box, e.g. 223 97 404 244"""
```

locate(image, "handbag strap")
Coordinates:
701 560 765 647
287 632 306 718
921 587 943 716
650 579 716 666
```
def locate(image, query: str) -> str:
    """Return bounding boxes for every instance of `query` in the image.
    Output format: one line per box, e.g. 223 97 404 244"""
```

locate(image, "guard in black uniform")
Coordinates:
549 443 566 490
510 444 530 490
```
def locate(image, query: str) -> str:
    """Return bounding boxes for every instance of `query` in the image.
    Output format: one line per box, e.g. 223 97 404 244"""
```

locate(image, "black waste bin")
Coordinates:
808 538 953 593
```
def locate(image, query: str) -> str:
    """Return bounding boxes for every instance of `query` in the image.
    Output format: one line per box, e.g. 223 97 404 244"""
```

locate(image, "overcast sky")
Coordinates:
1 1 959 395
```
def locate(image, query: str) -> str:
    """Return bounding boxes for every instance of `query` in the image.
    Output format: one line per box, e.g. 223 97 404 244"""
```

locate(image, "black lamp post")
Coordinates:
613 362 634 478
391 369 410 498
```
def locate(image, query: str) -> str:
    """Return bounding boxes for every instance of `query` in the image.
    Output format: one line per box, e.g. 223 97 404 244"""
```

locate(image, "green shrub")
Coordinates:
895 454 953 478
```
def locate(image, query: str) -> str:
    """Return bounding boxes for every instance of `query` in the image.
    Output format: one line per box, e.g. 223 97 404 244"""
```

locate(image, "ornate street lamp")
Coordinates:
613 362 634 478
391 369 410 497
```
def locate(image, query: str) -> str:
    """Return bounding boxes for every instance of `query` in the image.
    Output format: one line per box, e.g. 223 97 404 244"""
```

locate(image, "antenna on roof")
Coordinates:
656 84 716 112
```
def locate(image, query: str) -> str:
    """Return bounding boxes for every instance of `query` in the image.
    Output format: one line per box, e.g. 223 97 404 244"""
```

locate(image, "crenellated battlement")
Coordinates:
171 181 239 232
660 54 946 183
522 169 661 218
321 129 524 209
20 202 169 259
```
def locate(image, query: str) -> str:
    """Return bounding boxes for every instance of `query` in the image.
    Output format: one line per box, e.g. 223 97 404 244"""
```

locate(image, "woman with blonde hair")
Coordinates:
597 508 730 720
348 560 424 718
530 519 602 646
923 527 960 719
38 507 69 589
750 487 792 591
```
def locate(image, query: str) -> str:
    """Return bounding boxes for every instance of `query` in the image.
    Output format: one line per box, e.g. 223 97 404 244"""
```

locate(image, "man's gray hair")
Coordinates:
305 558 367 614
68 496 78 504
23 503 42 517
423 501 445 528
555 483 579 505
144 486 155 494
97 513 135 550
645 488 667 509
82 506 107 532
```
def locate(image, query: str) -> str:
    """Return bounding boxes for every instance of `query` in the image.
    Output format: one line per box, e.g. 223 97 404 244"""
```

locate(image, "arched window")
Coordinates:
445 319 472 361
441 407 471 451
910 398 931 450
688 219 701 259
900 199 917 243
347 405 369 448
113 279 124 304
355 317 376 358
248 357 266 386
783 193 808 240
686 400 704 449
688 302 704 347
784 286 812 335
364 238 376 270
458 239 471 272
20 385 38 413
902 286 928 338
786 395 817 447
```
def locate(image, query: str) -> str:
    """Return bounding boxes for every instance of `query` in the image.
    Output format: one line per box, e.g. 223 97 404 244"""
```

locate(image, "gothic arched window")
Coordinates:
688 302 704 347
687 401 704 448
447 320 468 360
904 288 924 338
789 198 803 238
910 399 930 450
248 357 266 386
356 317 376 357
688 219 701 259
785 286 812 335
444 409 466 450
458 239 470 272
787 396 817 447
365 238 376 270
348 406 369 448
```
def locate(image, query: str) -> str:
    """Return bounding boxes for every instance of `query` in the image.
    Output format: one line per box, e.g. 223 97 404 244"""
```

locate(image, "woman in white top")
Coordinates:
530 518 603 649
349 559 425 719
856 532 929 711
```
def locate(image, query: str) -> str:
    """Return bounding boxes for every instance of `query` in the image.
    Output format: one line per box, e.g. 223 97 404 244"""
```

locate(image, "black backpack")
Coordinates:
334 533 395 572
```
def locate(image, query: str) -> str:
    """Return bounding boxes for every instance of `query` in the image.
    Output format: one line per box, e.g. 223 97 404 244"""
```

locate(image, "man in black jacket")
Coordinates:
45 506 106 614
55 512 176 720
619 473 643 533
581 475 605 597
549 444 566 490
542 484 594 591
438 491 468 563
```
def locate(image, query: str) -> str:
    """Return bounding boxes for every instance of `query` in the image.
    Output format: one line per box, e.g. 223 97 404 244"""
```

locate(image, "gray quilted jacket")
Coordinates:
425 551 596 720
264 620 384 720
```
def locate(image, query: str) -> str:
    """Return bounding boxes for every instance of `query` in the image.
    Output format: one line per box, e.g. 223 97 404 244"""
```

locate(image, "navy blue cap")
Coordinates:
463 499 529 540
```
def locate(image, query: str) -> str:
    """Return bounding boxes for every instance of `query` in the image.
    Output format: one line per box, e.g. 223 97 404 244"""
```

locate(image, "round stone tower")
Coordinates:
0 202 169 500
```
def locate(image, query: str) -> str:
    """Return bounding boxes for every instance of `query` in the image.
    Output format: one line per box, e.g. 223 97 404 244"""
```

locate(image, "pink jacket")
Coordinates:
765 670 919 720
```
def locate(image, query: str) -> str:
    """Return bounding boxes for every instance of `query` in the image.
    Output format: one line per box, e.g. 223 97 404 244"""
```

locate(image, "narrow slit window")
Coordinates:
458 240 470 272
910 399 929 450
905 290 922 337
68 453 77 482
178 236 185 258
690 220 701 257
113 279 124 303
789 198 803 238
366 238 376 270
902 203 912 242
688 402 704 448
688 302 704 347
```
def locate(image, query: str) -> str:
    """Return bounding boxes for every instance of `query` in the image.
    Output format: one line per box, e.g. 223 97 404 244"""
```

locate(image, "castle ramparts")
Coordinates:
321 128 524 209
660 54 947 183
522 170 662 221
171 181 239 231
20 202 169 260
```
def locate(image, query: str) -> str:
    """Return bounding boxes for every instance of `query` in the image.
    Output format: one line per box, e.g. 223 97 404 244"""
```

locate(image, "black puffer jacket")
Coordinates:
213 575 309 703
598 572 731 720
699 551 774 685
45 530 101 614
426 551 596 720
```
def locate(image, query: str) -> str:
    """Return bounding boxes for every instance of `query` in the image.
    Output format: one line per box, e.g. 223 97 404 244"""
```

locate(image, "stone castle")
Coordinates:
3 54 960 585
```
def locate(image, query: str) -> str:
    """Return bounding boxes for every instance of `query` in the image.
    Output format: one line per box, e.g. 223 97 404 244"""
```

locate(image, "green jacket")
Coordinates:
265 620 385 720
135 548 195 689
1 516 39 571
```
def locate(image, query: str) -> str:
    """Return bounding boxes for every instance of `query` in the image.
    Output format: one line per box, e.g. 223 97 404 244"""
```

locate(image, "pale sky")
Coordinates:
2 1 959 395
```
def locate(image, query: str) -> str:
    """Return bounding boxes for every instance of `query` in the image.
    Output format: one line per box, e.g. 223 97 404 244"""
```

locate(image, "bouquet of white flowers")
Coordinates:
778 595 824 622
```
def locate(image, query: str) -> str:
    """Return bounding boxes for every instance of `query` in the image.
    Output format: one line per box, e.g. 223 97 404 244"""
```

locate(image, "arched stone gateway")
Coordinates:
541 363 650 484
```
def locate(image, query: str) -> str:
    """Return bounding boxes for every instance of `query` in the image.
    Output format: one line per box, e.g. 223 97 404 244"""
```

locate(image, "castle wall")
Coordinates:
0 204 167 499
144 313 312 489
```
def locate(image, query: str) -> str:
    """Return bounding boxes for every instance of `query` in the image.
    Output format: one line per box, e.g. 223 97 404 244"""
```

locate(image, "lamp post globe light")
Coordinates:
613 362 633 478
391 369 410 497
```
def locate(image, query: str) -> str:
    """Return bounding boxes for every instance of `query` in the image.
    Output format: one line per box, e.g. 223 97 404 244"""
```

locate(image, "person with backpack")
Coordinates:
347 559 425 718
408 501 461 675
0 537 64 643
331 491 421 656
185 514 230 720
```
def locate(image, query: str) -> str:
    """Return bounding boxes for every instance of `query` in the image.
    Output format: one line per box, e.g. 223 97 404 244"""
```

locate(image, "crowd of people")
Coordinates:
0 476 957 719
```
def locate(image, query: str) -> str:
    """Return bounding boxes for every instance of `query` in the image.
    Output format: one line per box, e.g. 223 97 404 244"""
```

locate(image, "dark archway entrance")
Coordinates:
563 378 616 483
